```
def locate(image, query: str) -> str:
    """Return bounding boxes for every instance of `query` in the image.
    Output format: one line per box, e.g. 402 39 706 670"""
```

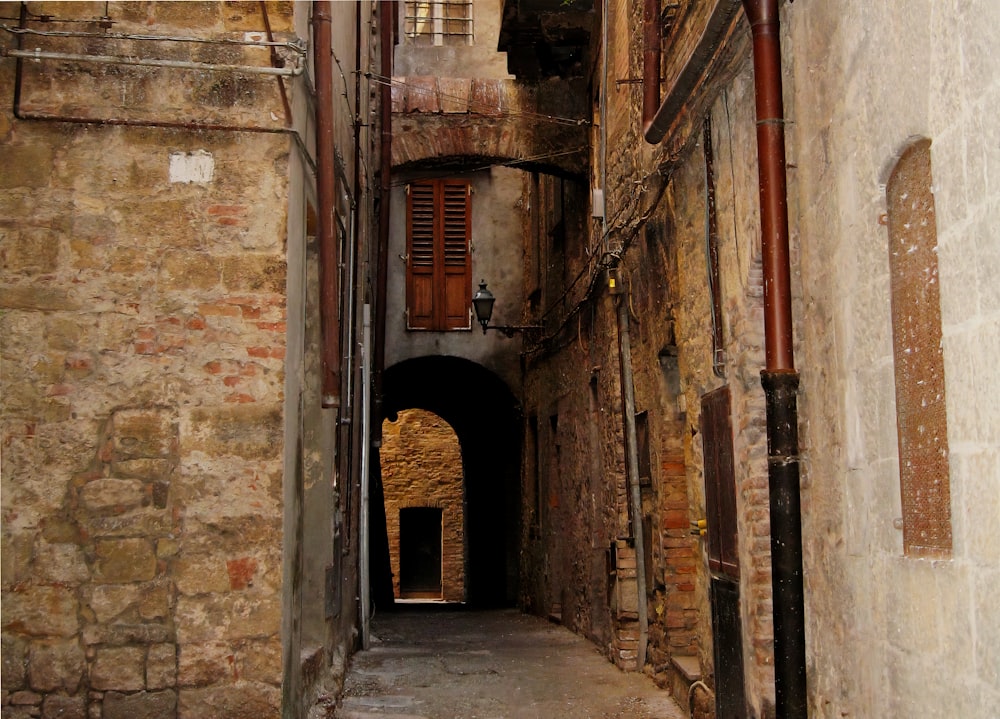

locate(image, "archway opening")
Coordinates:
375 356 521 608
382 409 465 602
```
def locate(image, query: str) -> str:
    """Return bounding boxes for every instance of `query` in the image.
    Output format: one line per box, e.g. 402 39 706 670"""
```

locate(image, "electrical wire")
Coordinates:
387 146 587 188
366 71 589 128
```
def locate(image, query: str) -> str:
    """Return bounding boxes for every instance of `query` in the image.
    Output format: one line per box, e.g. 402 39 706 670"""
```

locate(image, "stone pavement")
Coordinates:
335 606 686 719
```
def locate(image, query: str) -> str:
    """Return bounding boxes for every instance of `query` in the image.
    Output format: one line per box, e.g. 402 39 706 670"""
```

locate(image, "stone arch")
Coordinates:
391 77 589 178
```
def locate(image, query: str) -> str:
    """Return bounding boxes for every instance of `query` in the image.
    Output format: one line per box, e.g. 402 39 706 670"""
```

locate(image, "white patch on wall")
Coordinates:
169 150 215 184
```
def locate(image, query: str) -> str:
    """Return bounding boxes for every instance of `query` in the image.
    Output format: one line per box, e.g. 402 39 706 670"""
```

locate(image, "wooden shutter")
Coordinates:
441 180 471 329
407 182 436 329
406 179 471 330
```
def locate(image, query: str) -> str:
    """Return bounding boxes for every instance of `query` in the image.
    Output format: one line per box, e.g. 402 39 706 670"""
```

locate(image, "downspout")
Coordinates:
641 0 660 137
616 291 648 670
314 0 341 409
741 1 807 716
374 1 394 423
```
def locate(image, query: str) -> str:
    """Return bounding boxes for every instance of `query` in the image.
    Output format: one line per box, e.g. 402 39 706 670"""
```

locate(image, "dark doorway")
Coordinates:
701 386 747 719
399 507 443 598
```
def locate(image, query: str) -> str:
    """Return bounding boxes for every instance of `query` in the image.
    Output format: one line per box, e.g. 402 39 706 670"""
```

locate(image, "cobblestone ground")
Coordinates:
334 606 686 719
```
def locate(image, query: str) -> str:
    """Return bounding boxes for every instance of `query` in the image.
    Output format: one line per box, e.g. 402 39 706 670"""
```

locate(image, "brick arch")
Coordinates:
391 77 589 178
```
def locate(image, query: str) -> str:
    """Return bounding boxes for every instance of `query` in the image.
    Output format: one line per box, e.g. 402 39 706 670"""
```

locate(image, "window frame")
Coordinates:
403 1 474 46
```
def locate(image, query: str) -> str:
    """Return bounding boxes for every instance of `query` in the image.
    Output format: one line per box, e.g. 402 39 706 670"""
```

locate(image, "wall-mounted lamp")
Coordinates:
472 280 542 338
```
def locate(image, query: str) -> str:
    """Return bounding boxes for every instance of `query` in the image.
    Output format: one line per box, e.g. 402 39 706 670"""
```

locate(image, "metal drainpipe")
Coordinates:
373 1 394 427
741 1 807 716
641 0 661 137
314 0 341 408
616 292 648 671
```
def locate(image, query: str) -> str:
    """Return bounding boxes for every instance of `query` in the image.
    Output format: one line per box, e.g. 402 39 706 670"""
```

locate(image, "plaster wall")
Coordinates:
384 165 528 394
788 1 1000 715
393 1 512 79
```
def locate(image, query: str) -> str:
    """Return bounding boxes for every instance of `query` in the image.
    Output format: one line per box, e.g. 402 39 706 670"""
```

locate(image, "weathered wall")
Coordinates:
518 0 777 715
0 3 311 718
380 410 465 602
385 164 528 394
788 1 1000 715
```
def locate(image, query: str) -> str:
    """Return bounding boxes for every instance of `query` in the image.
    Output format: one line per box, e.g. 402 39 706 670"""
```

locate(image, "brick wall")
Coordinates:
380 410 466 602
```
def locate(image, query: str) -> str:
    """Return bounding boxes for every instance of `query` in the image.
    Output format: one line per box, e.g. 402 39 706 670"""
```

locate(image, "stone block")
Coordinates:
2 227 60 275
158 250 220 291
110 459 174 481
111 410 177 461
78 479 147 513
2 585 80 638
175 594 281 643
81 508 174 540
2 634 28 690
81 623 172 647
93 539 157 584
181 405 282 460
41 694 86 719
178 682 280 719
237 638 281 685
174 554 230 595
220 254 286 294
0 286 81 312
137 582 171 621
28 638 86 693
85 584 140 624
146 643 177 690
0 143 54 189
90 647 145 691
102 690 177 719
32 542 90 585
177 641 234 687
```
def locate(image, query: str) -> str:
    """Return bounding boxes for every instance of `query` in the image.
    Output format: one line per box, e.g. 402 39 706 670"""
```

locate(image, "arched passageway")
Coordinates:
377 356 521 607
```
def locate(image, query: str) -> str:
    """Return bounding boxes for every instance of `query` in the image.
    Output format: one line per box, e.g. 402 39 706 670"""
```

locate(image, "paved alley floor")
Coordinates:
336 606 686 719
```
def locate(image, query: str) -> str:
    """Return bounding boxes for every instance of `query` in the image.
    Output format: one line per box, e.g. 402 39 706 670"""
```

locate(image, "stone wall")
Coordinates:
380 410 465 602
1 3 297 717
788 1 1000 716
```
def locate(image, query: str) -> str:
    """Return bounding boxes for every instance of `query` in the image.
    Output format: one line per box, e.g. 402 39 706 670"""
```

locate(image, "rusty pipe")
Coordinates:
373 0 395 424
742 1 806 717
641 0 661 136
744 0 793 372
314 0 341 408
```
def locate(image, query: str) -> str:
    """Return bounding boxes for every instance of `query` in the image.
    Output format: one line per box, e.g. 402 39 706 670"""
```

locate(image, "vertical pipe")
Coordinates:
704 116 725 378
359 304 373 648
373 1 394 424
641 0 661 136
314 0 341 408
616 293 648 670
741 1 807 717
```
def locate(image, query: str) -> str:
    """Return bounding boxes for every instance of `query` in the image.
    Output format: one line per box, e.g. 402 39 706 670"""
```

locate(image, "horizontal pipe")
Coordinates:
643 0 743 144
1 23 306 53
4 47 304 76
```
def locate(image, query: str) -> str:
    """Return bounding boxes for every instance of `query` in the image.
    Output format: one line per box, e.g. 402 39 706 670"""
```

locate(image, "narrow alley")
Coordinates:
334 607 686 719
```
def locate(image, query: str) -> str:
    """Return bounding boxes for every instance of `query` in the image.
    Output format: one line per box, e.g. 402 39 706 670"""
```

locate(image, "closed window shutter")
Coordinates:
407 182 436 329
406 179 471 331
441 180 471 329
